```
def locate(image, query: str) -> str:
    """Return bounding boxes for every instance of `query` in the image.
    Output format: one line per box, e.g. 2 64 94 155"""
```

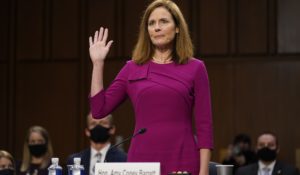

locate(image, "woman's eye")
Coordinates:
148 21 155 26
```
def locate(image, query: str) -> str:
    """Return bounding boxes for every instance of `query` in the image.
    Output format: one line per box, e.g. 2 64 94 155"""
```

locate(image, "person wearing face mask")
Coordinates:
0 150 15 175
236 132 299 175
16 126 53 175
66 113 126 175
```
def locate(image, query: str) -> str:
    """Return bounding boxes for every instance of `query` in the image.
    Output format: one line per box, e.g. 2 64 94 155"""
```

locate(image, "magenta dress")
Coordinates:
90 58 213 175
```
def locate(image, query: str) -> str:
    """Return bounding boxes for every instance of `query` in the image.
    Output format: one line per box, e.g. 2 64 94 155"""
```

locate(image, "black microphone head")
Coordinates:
138 128 147 134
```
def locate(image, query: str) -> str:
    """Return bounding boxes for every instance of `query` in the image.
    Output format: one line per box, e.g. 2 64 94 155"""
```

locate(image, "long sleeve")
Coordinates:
89 61 130 119
194 61 214 149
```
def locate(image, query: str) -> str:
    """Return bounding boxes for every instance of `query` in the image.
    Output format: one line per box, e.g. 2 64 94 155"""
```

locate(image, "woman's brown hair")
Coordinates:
132 0 194 64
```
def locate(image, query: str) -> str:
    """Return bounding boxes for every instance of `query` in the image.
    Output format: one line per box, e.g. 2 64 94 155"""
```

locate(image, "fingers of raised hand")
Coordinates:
90 27 111 46
94 30 99 43
97 27 109 44
102 28 108 44
106 40 114 49
89 36 93 47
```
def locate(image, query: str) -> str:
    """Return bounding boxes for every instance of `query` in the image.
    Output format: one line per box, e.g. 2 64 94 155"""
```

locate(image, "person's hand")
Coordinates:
89 27 113 64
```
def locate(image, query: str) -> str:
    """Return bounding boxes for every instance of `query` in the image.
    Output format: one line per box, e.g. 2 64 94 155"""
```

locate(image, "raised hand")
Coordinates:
89 27 113 64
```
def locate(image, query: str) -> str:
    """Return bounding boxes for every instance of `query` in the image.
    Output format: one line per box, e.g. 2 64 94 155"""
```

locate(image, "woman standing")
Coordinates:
89 0 213 174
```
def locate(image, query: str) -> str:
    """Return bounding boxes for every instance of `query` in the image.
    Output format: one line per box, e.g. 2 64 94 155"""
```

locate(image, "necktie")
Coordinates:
92 153 102 175
96 152 102 163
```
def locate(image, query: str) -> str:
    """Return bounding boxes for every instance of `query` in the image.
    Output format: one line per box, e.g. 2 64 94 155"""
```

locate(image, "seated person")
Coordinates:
223 133 257 173
17 126 53 175
236 132 299 175
0 150 15 175
67 113 127 175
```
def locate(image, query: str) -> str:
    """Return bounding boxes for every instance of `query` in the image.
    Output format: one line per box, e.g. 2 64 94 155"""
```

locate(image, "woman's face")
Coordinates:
28 132 45 145
0 157 13 170
147 7 179 49
28 131 48 158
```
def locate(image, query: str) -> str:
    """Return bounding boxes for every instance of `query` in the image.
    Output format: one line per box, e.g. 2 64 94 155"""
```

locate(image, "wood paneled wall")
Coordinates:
1 0 300 166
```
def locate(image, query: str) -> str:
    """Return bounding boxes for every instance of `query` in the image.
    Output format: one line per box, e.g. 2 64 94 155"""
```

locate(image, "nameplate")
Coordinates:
95 162 160 175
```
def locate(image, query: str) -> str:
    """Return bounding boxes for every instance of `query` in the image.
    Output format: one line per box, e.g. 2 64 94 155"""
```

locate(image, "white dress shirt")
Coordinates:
89 143 111 175
258 160 276 175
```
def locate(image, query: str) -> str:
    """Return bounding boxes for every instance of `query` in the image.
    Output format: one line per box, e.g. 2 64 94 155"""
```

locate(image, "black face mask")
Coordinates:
28 143 47 157
89 125 111 143
0 169 14 175
257 147 277 162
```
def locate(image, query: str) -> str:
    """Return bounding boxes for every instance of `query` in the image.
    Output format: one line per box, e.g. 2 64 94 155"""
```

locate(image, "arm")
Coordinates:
89 27 128 118
194 61 214 175
91 62 104 97
199 149 211 175
89 64 129 118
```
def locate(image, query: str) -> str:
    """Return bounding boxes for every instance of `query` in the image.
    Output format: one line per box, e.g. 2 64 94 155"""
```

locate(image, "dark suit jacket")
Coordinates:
235 161 299 175
66 147 127 175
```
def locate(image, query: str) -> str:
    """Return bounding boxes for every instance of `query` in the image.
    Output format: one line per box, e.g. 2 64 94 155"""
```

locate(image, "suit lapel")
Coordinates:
82 149 91 175
105 146 115 162
272 162 283 175
251 163 259 175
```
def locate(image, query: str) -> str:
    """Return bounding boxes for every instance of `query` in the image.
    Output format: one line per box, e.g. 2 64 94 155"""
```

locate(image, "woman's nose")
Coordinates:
154 24 161 32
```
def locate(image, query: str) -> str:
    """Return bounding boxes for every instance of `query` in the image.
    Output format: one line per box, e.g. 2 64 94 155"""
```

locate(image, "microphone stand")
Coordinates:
104 128 147 162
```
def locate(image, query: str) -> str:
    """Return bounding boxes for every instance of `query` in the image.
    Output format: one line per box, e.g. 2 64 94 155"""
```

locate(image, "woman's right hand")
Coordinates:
89 27 113 64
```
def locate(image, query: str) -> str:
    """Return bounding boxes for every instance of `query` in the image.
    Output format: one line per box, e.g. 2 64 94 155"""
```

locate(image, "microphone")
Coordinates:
110 128 147 150
133 128 147 136
104 128 147 162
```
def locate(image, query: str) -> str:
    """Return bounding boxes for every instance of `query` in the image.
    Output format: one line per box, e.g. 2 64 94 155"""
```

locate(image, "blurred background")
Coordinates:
1 0 300 168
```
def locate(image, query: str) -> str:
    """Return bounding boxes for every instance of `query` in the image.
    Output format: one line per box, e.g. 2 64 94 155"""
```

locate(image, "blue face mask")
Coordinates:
0 169 14 175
